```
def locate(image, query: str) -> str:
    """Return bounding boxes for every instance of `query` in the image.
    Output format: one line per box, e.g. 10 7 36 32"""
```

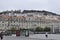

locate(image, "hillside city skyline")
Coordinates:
0 9 60 33
0 0 60 40
0 10 60 15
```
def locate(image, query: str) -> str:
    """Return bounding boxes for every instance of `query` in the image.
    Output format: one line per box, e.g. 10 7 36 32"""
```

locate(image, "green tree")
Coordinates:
44 27 51 32
29 28 34 31
10 27 16 32
35 27 43 32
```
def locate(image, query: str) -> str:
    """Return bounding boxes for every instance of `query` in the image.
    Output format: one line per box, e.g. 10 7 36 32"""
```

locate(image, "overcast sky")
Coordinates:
0 0 60 14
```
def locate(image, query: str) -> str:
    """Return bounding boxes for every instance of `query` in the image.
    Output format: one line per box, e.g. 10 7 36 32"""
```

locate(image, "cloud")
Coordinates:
0 0 60 14
0 0 48 11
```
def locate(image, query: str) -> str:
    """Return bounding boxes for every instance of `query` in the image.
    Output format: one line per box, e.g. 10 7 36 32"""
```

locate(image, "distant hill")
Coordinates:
0 10 60 16
22 10 60 16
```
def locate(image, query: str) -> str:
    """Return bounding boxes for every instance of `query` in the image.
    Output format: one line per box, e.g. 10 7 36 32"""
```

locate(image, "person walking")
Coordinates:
45 32 48 38
0 32 3 40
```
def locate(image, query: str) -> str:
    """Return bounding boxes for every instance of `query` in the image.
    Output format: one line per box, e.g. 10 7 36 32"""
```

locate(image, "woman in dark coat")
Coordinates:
0 32 3 40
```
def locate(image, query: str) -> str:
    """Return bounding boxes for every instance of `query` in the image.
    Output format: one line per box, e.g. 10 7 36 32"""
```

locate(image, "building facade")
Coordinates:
0 10 60 33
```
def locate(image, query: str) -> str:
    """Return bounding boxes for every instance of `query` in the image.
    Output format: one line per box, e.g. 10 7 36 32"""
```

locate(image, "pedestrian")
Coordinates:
45 32 48 38
0 32 3 40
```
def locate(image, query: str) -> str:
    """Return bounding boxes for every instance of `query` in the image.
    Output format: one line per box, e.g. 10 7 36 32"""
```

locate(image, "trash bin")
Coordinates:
16 30 20 36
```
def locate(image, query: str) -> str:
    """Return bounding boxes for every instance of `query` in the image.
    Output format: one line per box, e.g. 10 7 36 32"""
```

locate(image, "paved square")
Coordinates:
1 34 59 40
